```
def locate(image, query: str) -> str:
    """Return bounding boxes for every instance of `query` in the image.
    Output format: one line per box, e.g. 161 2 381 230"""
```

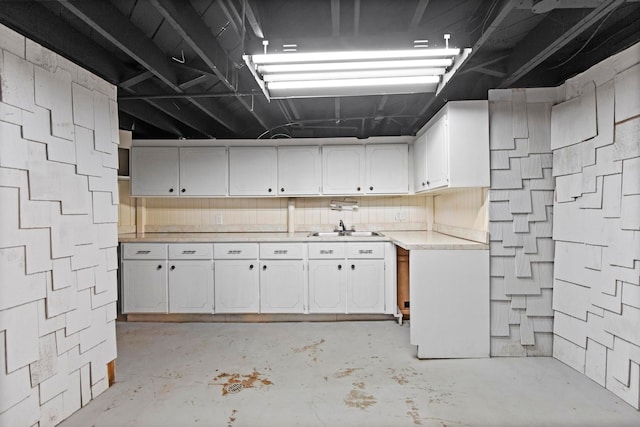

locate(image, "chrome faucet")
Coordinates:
338 220 346 231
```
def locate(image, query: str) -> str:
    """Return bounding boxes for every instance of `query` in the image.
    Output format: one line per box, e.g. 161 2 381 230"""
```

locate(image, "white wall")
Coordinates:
550 43 640 409
0 24 119 426
487 87 559 356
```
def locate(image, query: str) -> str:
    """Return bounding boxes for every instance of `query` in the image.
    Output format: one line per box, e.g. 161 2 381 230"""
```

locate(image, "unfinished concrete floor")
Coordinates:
59 321 640 427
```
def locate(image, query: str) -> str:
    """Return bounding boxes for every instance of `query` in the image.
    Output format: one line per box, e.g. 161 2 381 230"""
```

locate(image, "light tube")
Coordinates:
262 68 446 82
267 75 440 90
250 48 461 64
257 58 453 74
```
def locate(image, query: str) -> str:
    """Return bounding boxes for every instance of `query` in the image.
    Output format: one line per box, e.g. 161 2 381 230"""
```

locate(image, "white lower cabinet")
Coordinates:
168 260 214 313
214 243 259 313
122 260 168 313
346 260 385 313
260 261 305 313
214 261 259 313
308 260 346 313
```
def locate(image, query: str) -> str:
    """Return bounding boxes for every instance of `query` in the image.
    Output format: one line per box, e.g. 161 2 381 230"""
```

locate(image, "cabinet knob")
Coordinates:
249 264 254 270
426 181 430 185
262 265 267 270
351 264 355 270
181 188 186 193
169 188 174 193
421 182 426 187
338 265 342 270
170 265 176 271
157 265 162 270
268 188 272 193
357 186 361 191
281 188 285 192
369 186 373 191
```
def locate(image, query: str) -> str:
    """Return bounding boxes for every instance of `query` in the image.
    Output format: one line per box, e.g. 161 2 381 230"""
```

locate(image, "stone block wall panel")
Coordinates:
550 43 640 410
488 87 557 357
0 24 119 426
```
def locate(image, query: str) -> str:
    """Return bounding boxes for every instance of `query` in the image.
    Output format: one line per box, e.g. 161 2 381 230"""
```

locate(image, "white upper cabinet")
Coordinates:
277 146 321 196
365 144 408 194
179 147 227 196
413 100 489 192
322 145 366 195
130 147 179 196
229 146 278 196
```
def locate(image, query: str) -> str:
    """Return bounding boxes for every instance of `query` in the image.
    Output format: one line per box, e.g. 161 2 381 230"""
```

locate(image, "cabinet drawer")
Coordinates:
169 244 213 260
308 243 345 259
347 242 385 259
214 243 258 259
260 243 305 259
122 243 167 260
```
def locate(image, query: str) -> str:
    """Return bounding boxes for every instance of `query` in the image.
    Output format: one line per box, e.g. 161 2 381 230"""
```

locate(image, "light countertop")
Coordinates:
119 230 487 250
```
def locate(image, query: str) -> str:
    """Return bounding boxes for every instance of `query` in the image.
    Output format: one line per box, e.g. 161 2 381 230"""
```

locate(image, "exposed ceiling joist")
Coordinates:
119 71 155 89
150 0 280 132
498 0 624 88
118 101 187 137
409 0 430 33
243 0 264 39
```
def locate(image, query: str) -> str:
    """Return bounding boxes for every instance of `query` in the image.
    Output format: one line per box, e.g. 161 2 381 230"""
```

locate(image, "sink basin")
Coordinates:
308 231 382 237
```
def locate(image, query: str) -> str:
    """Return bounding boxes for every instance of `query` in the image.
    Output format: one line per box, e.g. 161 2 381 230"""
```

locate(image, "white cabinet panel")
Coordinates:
260 261 305 313
259 243 304 260
168 260 214 313
308 260 346 313
130 147 179 196
214 243 258 259
214 260 259 313
365 144 408 194
229 147 277 196
278 146 321 195
413 133 428 191
410 249 489 358
322 145 365 195
179 147 227 196
122 260 167 313
346 260 385 313
168 243 213 260
425 114 449 189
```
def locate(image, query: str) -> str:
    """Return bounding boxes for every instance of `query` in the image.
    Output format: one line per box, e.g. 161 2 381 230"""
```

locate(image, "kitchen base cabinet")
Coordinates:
122 260 167 313
308 260 346 313
409 249 489 359
347 260 385 313
168 261 214 313
214 261 259 313
260 261 306 313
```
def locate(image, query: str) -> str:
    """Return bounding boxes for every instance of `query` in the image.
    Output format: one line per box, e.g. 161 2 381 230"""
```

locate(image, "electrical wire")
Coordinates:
547 5 619 70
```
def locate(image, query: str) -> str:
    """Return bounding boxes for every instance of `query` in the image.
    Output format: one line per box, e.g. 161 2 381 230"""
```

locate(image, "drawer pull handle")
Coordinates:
319 250 334 255
136 250 151 254
358 249 373 254
227 250 242 255
274 250 288 255
182 250 196 254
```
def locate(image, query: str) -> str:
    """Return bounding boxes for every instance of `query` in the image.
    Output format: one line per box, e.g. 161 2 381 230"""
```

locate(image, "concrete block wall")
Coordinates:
0 24 119 426
488 87 559 356
550 43 640 409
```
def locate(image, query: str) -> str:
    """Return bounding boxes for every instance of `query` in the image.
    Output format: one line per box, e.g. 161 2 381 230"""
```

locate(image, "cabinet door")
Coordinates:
278 146 321 195
413 134 428 192
322 145 365 195
229 147 277 196
168 260 214 313
346 260 385 313
214 261 259 313
425 114 449 189
260 261 305 313
365 144 408 194
308 260 346 313
130 147 179 196
179 147 227 196
122 260 167 313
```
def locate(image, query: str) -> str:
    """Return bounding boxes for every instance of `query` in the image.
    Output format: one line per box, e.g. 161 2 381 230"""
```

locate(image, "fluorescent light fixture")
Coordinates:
243 46 471 100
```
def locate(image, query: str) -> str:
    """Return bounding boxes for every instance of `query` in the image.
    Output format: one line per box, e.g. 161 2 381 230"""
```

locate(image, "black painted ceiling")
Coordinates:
1 0 639 140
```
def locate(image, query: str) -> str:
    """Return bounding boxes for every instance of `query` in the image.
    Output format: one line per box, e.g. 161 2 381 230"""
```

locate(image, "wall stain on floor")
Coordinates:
209 370 273 396
405 398 423 425
344 389 377 409
227 409 237 427
292 338 325 362
334 367 361 378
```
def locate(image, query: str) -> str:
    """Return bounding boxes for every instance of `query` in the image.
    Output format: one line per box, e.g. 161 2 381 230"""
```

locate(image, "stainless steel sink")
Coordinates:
308 231 382 237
